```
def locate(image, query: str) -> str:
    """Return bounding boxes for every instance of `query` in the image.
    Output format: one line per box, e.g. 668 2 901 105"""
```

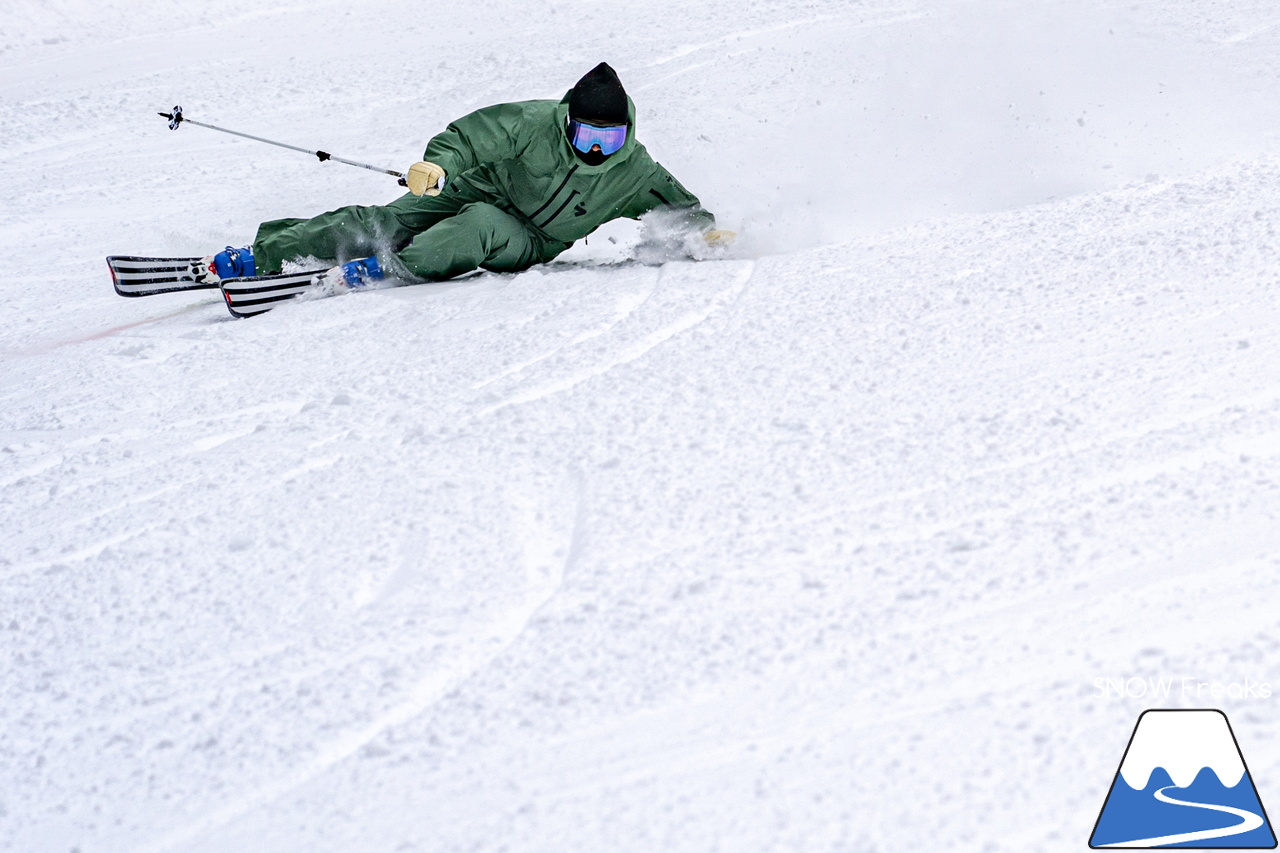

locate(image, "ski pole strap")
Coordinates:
159 106 408 185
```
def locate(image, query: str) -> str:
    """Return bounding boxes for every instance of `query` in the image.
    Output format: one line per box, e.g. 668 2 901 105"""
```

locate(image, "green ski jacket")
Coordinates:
423 91 715 246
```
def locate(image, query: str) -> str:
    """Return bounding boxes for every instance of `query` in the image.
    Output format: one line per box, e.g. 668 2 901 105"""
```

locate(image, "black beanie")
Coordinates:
568 62 629 124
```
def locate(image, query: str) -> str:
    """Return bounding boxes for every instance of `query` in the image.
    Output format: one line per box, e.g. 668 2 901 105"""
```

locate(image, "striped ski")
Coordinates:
219 269 332 318
107 255 217 297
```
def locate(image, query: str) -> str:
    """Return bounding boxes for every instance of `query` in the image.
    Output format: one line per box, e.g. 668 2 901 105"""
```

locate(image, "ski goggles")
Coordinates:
568 119 628 156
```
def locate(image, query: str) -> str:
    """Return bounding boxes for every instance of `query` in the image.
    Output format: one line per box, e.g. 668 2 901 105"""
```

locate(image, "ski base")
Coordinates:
107 255 217 297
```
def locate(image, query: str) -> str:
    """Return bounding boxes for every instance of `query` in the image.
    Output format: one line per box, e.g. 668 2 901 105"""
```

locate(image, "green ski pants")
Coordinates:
251 187 569 281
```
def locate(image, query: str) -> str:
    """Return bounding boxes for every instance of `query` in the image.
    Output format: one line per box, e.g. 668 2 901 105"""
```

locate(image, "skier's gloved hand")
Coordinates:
406 161 446 196
704 229 736 247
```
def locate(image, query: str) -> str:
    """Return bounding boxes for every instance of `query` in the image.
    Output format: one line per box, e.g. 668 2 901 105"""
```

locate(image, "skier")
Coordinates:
203 62 734 289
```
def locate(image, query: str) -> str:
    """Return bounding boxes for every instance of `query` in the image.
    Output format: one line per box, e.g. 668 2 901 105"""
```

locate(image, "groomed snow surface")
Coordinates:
3 1 1280 851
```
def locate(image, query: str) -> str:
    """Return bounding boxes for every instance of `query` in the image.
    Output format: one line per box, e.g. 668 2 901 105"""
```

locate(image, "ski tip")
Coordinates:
222 288 248 319
107 255 218 298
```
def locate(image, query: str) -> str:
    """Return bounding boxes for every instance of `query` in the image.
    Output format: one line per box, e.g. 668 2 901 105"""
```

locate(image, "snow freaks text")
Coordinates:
1093 677 1274 701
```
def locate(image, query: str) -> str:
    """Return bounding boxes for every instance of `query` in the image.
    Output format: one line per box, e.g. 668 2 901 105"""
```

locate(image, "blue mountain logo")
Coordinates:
1090 709 1277 848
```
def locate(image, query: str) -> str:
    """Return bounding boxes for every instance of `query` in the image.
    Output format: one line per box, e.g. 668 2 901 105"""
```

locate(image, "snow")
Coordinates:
3 1 1280 851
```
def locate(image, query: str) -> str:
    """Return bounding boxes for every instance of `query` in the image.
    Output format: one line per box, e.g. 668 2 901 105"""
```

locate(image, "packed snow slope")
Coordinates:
3 1 1280 851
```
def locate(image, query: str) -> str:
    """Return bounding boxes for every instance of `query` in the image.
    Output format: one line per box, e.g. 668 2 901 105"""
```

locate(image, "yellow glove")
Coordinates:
406 161 446 196
704 229 736 247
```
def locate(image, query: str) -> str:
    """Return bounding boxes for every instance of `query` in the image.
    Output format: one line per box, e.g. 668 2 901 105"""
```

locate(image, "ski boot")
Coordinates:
195 246 256 283
325 256 384 290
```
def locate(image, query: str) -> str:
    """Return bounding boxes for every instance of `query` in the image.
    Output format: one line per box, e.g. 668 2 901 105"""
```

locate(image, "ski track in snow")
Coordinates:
8 300 217 358
470 274 660 391
132 496 578 853
476 261 755 415
4 0 1280 851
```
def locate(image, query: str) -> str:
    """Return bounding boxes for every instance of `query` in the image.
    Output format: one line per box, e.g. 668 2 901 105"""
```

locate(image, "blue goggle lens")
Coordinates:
569 120 628 156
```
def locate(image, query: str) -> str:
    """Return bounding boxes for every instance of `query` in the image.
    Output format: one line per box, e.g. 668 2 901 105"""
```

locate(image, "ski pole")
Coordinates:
159 106 409 186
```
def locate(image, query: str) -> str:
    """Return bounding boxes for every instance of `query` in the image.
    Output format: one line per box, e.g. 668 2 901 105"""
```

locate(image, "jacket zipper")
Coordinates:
538 190 581 229
528 165 580 222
